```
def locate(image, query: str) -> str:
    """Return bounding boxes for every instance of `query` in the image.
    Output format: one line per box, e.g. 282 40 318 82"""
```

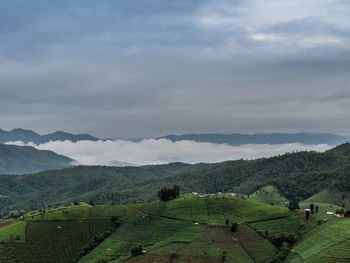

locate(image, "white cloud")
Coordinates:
6 139 332 166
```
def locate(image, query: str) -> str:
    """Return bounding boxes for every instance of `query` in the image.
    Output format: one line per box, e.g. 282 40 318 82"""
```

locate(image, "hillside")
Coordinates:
0 163 212 216
2 143 350 217
160 133 350 146
248 186 288 206
0 128 99 144
1 196 348 263
0 144 75 174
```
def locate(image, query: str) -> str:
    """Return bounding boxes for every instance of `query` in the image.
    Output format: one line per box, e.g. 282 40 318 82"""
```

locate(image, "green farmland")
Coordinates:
0 195 349 263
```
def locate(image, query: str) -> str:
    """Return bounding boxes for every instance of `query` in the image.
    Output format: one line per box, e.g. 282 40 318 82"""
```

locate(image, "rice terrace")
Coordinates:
1 191 349 263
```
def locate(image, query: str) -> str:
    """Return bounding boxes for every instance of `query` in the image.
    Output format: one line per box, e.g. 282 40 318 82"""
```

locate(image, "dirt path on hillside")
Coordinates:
125 205 146 215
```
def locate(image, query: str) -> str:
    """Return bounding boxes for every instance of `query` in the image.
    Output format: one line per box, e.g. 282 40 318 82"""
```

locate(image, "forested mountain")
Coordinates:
160 133 349 145
0 128 99 144
2 143 350 217
0 144 75 174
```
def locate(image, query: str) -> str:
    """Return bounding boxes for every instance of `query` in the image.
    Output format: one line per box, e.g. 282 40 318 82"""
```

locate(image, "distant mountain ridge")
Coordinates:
0 143 75 174
159 133 350 146
0 128 99 144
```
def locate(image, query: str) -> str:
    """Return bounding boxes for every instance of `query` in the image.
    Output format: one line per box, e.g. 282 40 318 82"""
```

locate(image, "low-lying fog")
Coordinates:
6 139 332 166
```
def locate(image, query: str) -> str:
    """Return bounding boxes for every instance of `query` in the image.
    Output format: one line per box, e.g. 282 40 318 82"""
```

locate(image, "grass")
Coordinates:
227 197 291 222
0 221 26 243
249 214 335 238
149 218 206 248
24 204 90 221
299 201 340 213
3 196 346 263
303 189 335 204
78 239 133 263
249 185 289 206
234 225 277 263
90 205 133 219
286 218 350 263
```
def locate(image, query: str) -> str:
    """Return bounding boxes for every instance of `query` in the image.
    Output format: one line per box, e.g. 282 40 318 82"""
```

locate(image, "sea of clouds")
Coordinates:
5 139 333 166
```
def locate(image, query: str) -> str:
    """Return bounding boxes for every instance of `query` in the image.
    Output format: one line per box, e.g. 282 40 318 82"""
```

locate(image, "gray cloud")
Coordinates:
0 0 350 137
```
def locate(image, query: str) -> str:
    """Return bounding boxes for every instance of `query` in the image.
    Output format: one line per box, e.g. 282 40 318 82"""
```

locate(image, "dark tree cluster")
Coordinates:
158 185 180 201
288 201 299 211
74 231 112 262
131 246 143 257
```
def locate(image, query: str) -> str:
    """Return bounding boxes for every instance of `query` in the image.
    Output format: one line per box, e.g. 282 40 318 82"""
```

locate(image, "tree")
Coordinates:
131 246 143 257
344 209 350 217
309 203 314 214
110 216 121 228
305 210 310 222
231 222 238 232
222 251 227 261
288 201 299 211
158 185 180 201
316 206 319 214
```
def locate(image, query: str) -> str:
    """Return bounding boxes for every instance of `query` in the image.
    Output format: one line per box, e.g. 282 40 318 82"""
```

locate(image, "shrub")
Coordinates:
131 246 143 257
231 222 238 232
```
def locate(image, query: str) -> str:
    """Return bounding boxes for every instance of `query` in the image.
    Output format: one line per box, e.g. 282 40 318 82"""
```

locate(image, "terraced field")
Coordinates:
78 196 291 262
249 185 289 206
0 195 348 263
0 204 115 263
286 218 350 263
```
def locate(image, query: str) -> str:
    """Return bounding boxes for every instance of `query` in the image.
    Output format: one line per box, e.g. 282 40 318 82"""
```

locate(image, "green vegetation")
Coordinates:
303 189 335 204
249 185 288 206
286 218 350 263
1 195 349 262
0 221 26 242
4 143 350 219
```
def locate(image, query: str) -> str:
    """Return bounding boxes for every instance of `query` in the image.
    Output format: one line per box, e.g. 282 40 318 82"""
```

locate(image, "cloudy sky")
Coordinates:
1 0 350 138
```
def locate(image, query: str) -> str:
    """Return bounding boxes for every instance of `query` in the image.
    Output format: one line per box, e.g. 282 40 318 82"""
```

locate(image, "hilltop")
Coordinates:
0 143 75 174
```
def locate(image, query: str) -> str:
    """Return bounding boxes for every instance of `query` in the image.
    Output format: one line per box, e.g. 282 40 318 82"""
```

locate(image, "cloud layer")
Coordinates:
7 139 332 166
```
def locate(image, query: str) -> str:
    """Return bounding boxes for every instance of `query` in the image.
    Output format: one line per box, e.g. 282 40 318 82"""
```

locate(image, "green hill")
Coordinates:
303 189 335 204
1 196 348 263
0 196 291 263
0 143 74 174
299 190 341 213
249 185 288 206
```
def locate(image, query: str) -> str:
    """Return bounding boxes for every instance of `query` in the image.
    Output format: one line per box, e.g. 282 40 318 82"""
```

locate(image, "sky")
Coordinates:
1 0 350 138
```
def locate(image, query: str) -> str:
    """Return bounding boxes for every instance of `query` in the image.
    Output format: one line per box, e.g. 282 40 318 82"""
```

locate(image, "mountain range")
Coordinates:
160 133 350 146
0 144 75 174
0 128 99 144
